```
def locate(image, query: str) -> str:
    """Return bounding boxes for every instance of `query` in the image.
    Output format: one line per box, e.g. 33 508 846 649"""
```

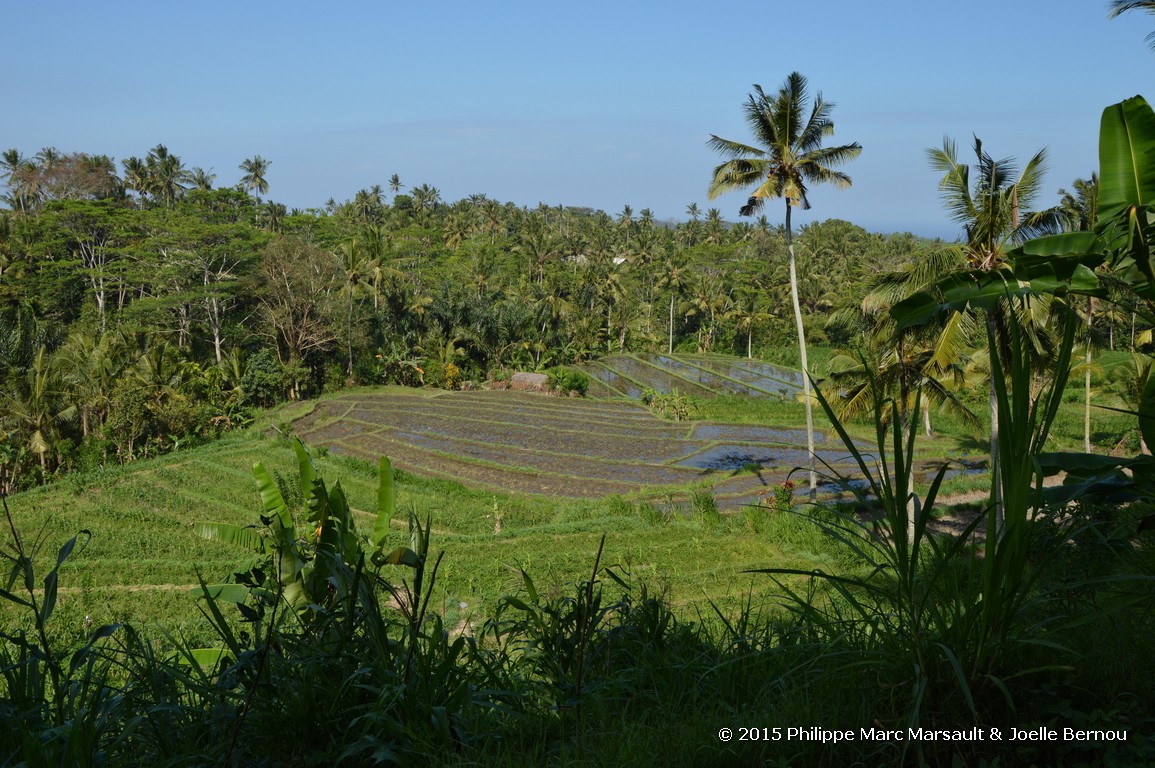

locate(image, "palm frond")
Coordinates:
927 139 976 226
706 135 766 160
798 96 835 152
925 311 970 372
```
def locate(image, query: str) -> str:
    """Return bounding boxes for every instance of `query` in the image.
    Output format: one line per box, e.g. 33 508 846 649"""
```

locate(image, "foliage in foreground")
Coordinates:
4 84 1155 767
3 406 1154 767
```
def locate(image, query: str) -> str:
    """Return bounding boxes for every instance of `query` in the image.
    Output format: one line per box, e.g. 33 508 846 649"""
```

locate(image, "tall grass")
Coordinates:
748 305 1154 752
3 317 1155 765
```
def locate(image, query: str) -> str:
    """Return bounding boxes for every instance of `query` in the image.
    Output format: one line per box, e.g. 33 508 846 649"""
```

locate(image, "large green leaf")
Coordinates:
252 462 292 530
938 269 1019 308
326 482 362 567
892 269 1022 330
377 546 421 568
1009 231 1106 295
252 461 309 611
1036 451 1151 506
1099 96 1155 217
890 290 943 330
184 647 233 671
293 438 317 512
194 522 270 553
1099 97 1155 304
373 456 395 550
894 236 1106 333
1142 372 1155 454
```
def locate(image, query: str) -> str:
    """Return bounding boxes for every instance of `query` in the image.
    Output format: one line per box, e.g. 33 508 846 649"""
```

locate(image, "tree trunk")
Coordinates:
206 267 224 364
898 337 916 544
1084 352 1093 453
668 293 675 354
1085 297 1094 454
785 202 817 499
347 288 355 379
210 295 223 364
987 311 1003 541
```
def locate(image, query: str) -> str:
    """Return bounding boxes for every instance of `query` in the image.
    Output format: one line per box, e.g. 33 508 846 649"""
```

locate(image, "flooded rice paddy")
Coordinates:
289 355 977 508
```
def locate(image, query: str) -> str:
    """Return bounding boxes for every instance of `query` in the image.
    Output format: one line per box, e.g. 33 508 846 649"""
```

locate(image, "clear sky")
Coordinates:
3 0 1151 238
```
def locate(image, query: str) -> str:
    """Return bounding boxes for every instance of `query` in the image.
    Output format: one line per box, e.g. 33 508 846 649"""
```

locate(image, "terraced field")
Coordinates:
289 387 856 508
3 432 820 640
583 353 803 399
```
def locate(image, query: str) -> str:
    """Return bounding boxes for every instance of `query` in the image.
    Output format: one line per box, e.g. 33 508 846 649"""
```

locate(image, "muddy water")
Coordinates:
602 356 715 398
692 356 804 394
588 354 806 400
644 355 772 396
586 362 644 399
690 423 826 445
677 444 850 471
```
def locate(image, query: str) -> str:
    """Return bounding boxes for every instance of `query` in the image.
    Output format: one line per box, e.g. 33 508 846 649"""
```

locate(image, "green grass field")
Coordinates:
6 347 1137 648
4 349 1154 767
3 429 843 647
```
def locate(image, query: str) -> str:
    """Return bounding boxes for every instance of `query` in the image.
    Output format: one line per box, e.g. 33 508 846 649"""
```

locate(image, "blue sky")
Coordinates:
3 0 1152 238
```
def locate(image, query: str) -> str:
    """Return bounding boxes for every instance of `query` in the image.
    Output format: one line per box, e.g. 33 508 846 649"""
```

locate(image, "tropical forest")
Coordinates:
3 12 1155 768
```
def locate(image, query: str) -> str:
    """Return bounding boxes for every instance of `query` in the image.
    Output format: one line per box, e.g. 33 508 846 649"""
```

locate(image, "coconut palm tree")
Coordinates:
1111 353 1153 453
728 289 773 359
1 149 35 214
924 136 1060 536
3 346 71 472
55 330 125 438
656 253 689 354
121 156 149 208
146 144 190 206
1109 1 1155 48
189 167 216 192
239 155 271 204
1058 174 1101 453
708 72 861 498
339 239 370 378
618 204 634 247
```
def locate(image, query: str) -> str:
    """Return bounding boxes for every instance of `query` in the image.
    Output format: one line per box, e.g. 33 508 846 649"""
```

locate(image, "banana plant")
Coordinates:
892 95 1155 527
195 437 405 617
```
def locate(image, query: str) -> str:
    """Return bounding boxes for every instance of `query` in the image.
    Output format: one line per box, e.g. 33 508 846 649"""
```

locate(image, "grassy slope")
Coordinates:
2 430 823 646
3 348 1138 644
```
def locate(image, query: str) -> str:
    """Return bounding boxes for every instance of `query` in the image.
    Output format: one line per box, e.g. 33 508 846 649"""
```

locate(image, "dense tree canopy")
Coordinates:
0 138 1146 491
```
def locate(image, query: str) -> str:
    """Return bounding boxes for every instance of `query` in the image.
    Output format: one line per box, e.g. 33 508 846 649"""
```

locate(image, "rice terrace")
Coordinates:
288 353 858 507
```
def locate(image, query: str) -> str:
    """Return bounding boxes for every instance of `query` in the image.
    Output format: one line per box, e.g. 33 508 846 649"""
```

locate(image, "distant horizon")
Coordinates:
0 156 966 242
3 0 1146 243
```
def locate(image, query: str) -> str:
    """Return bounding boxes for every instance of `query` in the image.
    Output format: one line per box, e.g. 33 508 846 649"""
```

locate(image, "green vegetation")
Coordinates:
709 71 862 499
1 429 809 643
4 29 1155 763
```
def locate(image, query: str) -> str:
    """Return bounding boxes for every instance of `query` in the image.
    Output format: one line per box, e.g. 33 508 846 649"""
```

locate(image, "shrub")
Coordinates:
641 387 696 420
444 361 462 390
689 488 722 531
546 366 590 396
240 347 287 407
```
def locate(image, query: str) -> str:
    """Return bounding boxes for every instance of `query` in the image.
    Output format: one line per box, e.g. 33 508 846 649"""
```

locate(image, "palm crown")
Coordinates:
927 137 1058 271
707 72 861 216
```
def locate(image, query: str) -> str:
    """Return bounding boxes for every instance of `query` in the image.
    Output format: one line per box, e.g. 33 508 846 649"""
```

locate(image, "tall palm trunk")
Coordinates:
1085 296 1095 454
988 310 1003 540
785 202 817 499
897 336 917 543
347 287 355 379
668 293 675 354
